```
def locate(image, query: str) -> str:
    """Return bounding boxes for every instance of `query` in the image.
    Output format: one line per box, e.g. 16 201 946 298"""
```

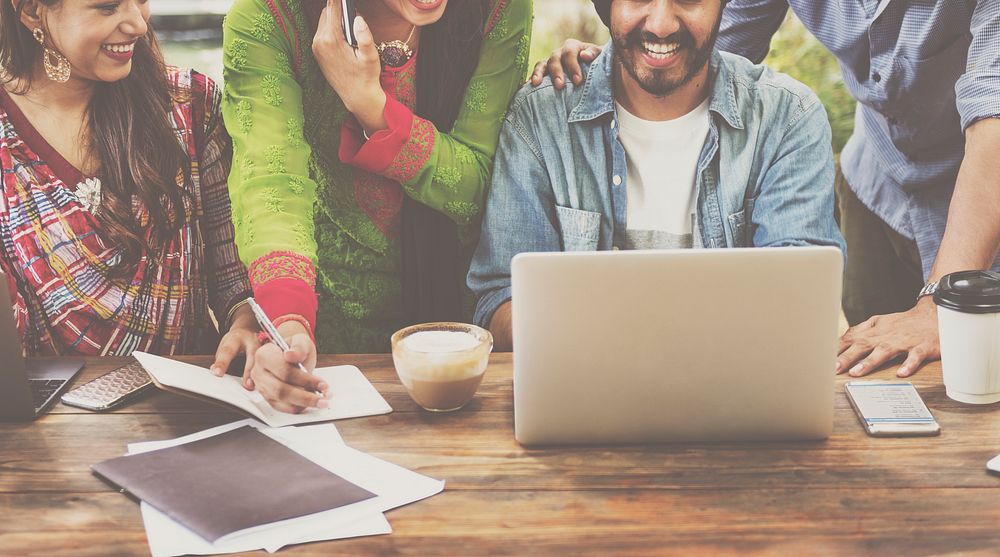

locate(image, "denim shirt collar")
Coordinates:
568 41 744 131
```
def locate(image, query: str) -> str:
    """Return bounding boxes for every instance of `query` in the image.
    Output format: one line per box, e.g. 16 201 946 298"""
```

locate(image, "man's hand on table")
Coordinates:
244 320 328 414
836 297 940 378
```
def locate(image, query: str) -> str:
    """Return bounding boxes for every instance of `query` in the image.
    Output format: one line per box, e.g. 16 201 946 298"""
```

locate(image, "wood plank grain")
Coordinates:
7 354 996 557
5 403 1000 493
3 489 1000 557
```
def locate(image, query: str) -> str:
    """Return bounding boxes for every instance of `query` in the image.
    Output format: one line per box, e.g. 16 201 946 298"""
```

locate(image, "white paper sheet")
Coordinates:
127 420 445 556
132 352 392 427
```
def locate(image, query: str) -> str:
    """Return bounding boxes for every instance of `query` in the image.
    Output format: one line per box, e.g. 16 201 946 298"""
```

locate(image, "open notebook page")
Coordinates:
132 352 391 427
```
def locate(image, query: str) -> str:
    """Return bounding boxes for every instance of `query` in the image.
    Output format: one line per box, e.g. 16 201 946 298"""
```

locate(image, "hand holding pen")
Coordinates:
244 298 329 414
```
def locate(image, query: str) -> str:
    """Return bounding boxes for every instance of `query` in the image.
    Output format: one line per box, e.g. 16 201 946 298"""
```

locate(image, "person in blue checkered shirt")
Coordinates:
534 0 1000 381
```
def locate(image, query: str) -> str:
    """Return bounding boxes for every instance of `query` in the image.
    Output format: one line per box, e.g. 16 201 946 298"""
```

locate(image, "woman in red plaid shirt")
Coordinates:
0 0 259 378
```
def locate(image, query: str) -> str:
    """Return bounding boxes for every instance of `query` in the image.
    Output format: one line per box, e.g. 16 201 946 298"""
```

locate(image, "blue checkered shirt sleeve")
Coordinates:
717 0 790 64
956 1 1000 131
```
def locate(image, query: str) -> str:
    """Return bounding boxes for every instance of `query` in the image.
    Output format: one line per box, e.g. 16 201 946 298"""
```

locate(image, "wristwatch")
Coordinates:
917 280 939 300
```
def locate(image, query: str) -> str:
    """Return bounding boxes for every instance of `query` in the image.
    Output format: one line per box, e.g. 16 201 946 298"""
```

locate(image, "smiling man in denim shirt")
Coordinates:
541 1 1000 381
468 0 845 351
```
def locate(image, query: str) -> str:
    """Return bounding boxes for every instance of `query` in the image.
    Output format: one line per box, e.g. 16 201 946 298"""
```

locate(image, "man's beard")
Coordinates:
612 15 722 98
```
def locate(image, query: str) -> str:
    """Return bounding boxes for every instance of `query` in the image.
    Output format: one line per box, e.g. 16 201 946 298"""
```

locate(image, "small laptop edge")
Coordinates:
0 272 83 421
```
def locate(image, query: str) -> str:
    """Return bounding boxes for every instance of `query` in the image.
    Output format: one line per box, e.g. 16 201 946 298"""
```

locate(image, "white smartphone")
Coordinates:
988 454 1000 475
845 381 941 437
342 0 358 48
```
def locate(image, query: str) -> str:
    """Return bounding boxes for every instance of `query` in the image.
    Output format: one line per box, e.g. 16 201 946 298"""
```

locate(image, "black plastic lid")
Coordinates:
933 271 1000 314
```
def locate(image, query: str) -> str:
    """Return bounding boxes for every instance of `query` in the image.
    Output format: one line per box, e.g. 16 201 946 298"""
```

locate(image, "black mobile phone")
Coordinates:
342 0 358 48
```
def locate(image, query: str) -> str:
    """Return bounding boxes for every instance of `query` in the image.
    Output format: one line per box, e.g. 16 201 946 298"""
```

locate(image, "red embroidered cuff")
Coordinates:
339 94 413 174
253 278 318 334
249 251 318 332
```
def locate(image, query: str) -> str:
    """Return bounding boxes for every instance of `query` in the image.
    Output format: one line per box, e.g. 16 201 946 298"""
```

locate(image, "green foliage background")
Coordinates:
530 1 856 154
764 14 855 153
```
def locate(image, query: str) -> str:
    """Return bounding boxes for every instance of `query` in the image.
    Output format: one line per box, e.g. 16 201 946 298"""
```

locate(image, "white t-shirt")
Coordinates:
614 98 710 249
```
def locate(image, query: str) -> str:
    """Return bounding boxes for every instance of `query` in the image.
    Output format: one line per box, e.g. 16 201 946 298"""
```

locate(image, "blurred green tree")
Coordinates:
764 13 855 154
529 0 609 74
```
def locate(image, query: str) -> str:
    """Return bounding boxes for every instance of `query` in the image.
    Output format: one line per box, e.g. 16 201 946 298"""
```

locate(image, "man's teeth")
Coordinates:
642 41 680 58
102 43 134 54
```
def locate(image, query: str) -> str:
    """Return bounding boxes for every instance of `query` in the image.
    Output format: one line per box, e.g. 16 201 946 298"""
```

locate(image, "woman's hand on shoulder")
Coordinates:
313 0 388 133
246 320 327 414
529 39 603 89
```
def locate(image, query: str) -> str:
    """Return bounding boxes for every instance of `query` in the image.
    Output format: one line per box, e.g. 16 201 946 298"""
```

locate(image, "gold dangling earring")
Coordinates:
32 28 71 83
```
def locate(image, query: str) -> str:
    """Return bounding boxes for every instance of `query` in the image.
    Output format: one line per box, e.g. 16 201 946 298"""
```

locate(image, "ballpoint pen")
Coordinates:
246 297 317 385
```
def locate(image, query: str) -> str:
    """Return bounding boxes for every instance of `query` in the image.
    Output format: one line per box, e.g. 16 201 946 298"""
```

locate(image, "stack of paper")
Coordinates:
105 354 443 555
124 419 445 556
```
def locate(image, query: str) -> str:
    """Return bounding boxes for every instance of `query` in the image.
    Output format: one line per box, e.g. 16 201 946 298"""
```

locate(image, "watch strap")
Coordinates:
917 280 939 299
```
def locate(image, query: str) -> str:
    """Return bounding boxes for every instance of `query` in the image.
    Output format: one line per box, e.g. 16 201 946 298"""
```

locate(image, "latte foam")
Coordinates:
402 330 480 353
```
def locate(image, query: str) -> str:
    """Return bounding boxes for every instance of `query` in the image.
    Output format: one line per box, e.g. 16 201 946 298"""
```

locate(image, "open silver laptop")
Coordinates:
511 247 842 445
0 273 84 421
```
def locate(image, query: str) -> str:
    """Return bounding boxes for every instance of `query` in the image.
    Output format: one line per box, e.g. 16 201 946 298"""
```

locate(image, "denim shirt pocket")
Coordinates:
727 209 748 247
555 205 602 251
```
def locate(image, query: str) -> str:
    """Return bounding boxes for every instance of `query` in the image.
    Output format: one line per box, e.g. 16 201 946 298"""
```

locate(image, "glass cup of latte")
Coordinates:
391 322 494 412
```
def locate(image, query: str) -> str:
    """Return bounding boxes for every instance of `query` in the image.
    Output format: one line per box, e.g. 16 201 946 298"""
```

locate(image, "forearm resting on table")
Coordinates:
928 118 1000 282
489 301 513 353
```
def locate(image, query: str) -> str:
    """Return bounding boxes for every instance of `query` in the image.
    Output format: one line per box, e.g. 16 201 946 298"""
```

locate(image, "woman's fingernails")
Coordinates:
897 366 910 377
317 399 329 409
849 364 865 376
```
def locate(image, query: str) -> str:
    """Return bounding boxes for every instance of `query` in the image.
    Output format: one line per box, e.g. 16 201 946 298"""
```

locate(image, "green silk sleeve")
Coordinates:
221 0 318 268
382 0 534 234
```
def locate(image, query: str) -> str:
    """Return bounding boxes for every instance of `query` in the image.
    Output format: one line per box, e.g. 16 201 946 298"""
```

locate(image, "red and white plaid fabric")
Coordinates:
0 68 251 356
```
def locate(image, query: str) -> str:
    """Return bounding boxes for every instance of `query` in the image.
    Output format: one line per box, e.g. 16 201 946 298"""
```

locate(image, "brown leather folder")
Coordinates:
92 425 376 542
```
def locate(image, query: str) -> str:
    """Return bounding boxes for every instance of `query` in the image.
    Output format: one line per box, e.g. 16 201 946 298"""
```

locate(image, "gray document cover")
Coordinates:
92 426 376 542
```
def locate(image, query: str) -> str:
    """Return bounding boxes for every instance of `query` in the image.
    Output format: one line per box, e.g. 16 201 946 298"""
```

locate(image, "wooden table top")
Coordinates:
2 354 999 557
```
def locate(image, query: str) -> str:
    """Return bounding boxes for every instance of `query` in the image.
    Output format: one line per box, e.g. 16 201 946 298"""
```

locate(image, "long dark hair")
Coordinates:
0 0 191 277
402 0 490 325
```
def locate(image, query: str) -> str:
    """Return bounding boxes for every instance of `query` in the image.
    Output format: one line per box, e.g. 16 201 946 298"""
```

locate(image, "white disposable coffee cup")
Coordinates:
934 271 1000 404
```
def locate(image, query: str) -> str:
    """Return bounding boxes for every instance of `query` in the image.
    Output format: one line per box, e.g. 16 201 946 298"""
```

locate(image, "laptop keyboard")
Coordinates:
30 379 67 412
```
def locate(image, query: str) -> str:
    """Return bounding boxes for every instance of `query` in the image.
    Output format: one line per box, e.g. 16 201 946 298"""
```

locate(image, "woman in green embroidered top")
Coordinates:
222 0 532 412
